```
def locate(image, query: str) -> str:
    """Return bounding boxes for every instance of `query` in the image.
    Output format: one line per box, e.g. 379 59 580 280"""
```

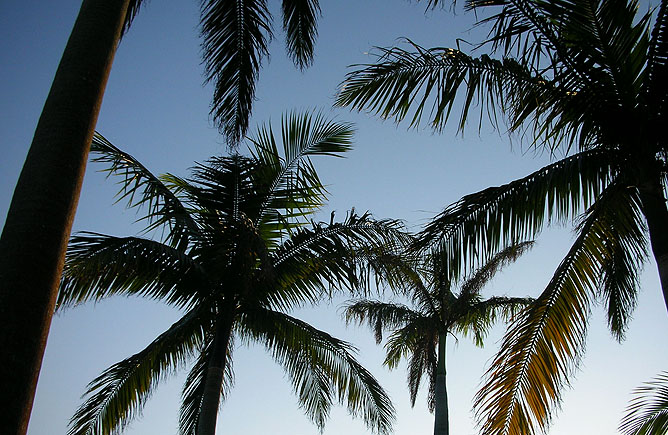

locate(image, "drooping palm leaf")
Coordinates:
238 308 396 434
67 308 208 435
619 371 668 435
282 0 321 69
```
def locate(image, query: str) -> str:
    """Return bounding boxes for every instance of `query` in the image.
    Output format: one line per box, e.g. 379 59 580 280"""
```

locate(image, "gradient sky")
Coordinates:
1 1 666 434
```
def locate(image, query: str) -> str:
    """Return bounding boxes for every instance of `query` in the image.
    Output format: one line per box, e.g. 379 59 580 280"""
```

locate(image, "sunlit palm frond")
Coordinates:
416 149 615 273
67 309 208 435
282 0 321 69
473 182 637 435
266 211 409 310
239 308 395 434
619 371 668 435
91 134 198 249
344 300 420 344
179 336 235 435
200 0 272 144
59 234 206 310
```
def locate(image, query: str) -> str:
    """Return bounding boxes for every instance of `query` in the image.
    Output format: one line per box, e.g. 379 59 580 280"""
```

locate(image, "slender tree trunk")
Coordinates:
0 1 130 434
197 308 235 435
638 173 668 315
433 333 449 435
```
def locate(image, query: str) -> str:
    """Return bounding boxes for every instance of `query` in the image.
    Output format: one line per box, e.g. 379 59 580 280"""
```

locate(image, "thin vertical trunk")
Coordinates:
433 333 449 435
0 1 130 434
638 171 668 315
197 309 235 435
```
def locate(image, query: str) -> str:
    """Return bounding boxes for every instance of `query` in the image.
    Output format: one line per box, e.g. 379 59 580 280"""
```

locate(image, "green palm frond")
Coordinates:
282 0 321 69
344 300 420 344
266 211 409 310
179 336 235 435
249 111 354 235
619 371 668 435
403 330 437 410
91 134 198 250
416 149 614 271
238 308 395 434
59 234 206 310
67 309 207 435
645 0 668 118
200 0 272 144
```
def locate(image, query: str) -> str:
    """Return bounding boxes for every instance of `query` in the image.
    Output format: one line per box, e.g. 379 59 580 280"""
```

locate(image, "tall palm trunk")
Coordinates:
638 173 668 314
197 308 235 435
0 1 130 433
433 333 449 435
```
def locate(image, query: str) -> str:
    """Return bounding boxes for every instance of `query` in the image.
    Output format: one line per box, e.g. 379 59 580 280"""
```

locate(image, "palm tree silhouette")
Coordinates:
345 242 534 435
336 1 668 432
57 113 406 435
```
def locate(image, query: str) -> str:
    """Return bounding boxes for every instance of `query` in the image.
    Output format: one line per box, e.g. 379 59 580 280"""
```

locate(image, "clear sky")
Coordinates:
1 1 666 434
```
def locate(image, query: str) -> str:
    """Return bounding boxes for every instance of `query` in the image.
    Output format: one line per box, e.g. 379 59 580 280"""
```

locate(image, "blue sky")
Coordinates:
1 1 666 434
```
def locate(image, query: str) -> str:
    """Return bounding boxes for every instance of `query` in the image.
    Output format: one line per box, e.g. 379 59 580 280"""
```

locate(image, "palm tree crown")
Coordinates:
57 112 407 435
336 1 668 433
345 242 534 435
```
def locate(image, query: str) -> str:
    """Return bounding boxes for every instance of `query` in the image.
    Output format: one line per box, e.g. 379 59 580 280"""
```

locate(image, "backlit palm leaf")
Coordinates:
619 371 668 435
67 308 208 435
238 308 395 434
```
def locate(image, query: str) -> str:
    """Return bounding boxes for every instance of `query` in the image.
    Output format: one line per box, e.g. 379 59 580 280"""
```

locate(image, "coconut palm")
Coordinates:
620 371 668 435
336 1 668 433
344 242 534 435
56 112 406 435
1 2 325 432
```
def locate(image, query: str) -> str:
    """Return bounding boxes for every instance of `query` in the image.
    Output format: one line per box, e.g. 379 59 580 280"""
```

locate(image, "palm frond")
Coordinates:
344 300 420 344
645 0 668 121
266 211 409 310
179 336 235 435
67 309 207 435
249 111 354 235
282 0 321 69
336 40 539 132
619 371 668 435
121 0 148 36
473 181 638 435
453 296 534 348
459 241 535 297
200 0 272 144
416 149 615 274
238 308 396 434
59 234 206 310
91 133 198 249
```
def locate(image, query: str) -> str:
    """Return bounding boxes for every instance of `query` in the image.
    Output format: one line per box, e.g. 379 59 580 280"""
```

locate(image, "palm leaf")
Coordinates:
416 149 614 274
473 180 639 435
200 0 272 144
282 0 321 69
67 308 208 435
91 133 198 250
619 371 668 435
344 300 420 344
59 234 206 310
238 308 396 434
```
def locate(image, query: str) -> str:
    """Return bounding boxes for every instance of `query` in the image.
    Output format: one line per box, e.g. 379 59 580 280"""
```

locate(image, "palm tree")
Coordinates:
0 3 325 433
57 112 407 435
619 371 668 435
336 1 668 433
344 242 534 435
